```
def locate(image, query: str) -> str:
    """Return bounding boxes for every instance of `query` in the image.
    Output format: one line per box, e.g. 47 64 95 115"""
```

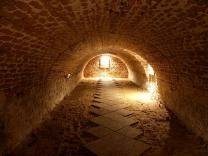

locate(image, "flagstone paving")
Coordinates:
90 107 111 116
86 126 113 138
85 80 151 156
117 126 143 138
11 79 208 156
86 132 150 156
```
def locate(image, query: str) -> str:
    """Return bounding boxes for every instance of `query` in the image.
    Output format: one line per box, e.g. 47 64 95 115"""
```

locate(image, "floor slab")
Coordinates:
103 112 138 125
85 132 150 156
101 104 130 111
91 102 110 108
91 116 128 131
116 109 134 116
90 107 111 115
86 126 114 138
117 126 143 138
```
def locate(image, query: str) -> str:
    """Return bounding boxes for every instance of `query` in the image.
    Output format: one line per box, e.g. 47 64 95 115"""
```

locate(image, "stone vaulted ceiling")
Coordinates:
1 0 208 93
1 0 208 149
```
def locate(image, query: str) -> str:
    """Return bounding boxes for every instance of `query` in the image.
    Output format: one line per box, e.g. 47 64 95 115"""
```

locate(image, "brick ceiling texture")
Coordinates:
0 0 207 91
0 0 208 148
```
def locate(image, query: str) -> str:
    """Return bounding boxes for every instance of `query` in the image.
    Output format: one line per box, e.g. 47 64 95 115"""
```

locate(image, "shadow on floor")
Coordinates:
8 80 208 156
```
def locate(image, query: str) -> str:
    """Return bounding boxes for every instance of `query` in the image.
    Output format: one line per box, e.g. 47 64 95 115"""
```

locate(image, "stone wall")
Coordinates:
0 0 208 150
2 73 81 151
84 55 128 78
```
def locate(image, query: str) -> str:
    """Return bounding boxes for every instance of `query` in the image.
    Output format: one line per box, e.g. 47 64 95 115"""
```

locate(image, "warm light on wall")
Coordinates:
147 64 156 92
147 64 154 75
66 73 71 79
147 82 156 93
137 64 158 103
99 55 111 69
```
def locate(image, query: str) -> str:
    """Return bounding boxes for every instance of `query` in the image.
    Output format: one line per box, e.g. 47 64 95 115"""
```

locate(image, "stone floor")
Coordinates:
10 79 208 156
85 80 150 156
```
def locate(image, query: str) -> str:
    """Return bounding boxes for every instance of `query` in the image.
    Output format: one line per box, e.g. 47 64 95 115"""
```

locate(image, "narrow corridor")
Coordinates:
11 80 208 156
1 1 208 155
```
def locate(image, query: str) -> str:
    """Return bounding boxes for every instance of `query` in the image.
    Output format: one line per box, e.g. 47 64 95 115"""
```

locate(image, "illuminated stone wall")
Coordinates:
84 56 128 78
0 0 208 151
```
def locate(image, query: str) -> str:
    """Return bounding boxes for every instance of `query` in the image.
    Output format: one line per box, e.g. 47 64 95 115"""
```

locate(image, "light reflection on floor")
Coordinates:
122 84 158 106
84 78 158 105
84 77 129 81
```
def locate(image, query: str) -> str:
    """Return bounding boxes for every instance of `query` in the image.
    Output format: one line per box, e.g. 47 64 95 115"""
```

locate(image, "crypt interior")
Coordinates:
0 0 208 155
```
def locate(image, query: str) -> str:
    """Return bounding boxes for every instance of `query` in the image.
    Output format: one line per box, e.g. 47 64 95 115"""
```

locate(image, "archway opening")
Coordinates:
83 54 129 80
82 52 158 104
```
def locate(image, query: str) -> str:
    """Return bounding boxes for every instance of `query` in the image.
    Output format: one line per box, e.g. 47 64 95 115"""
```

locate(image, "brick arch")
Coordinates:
0 0 208 150
78 48 149 88
83 54 129 78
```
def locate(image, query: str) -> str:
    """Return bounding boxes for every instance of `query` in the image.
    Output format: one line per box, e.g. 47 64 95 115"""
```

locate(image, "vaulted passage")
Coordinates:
10 80 208 155
84 54 129 79
0 0 208 155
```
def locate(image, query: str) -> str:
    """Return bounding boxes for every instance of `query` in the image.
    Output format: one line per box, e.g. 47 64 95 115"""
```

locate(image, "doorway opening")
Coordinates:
83 54 128 80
